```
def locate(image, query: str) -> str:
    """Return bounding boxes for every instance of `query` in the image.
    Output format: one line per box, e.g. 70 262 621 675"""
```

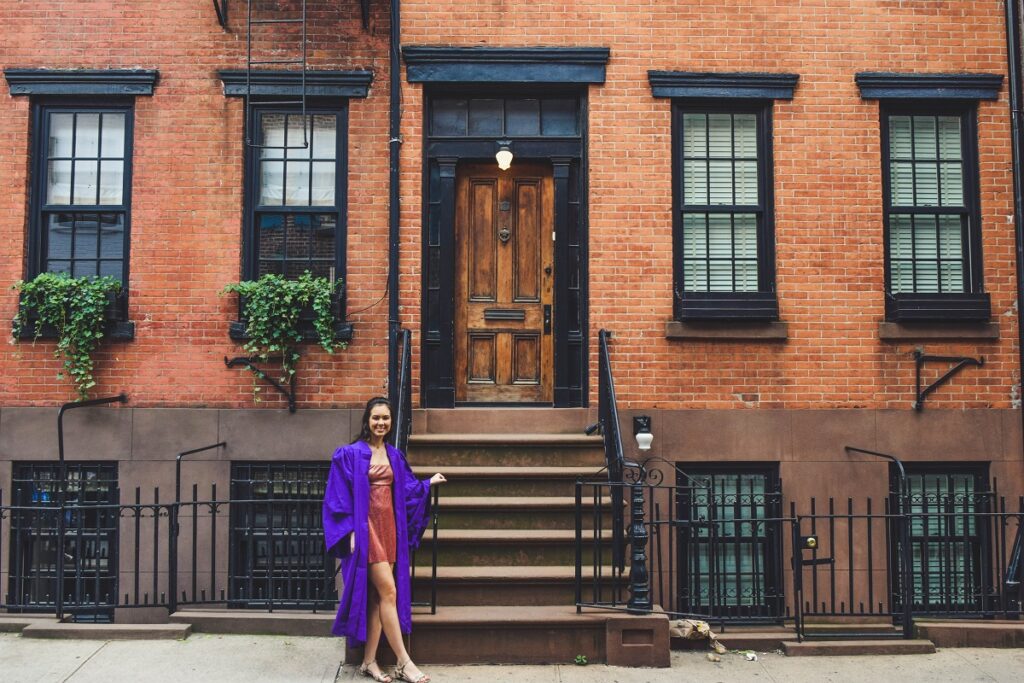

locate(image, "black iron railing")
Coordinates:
573 474 1024 637
391 328 413 456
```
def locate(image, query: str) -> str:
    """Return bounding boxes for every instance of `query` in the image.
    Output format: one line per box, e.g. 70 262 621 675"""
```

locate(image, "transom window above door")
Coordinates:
430 97 580 138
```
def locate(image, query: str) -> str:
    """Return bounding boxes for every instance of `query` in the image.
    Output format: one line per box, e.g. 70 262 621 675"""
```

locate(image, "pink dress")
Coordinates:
367 462 397 563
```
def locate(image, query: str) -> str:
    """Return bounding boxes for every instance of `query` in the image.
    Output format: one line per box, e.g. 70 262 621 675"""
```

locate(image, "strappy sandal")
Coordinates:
394 660 430 683
358 662 393 683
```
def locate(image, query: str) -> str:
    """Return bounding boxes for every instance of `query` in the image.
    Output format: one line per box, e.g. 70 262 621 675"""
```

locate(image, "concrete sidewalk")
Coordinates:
2 633 1023 683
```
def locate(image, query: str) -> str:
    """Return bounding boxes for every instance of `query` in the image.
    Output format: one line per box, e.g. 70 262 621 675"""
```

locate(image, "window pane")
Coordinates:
708 261 733 291
914 215 938 259
734 214 757 258
733 114 757 157
937 215 963 259
48 114 74 157
98 260 121 279
99 214 124 260
285 162 311 206
506 99 540 135
286 115 311 159
915 163 939 206
684 160 707 204
261 114 286 159
310 162 335 206
890 116 913 160
47 214 74 259
73 214 99 259
939 162 964 206
890 162 914 205
72 260 97 277
313 215 336 263
938 117 961 160
735 161 758 204
684 260 708 291
311 115 336 159
100 114 125 158
260 161 284 204
48 260 71 275
708 161 733 204
258 214 285 264
75 114 101 157
708 214 732 258
915 260 939 292
73 159 99 205
682 114 707 157
890 261 913 293
47 160 72 204
890 214 913 260
940 262 964 292
707 114 732 157
734 260 758 291
98 160 124 204
541 99 578 136
431 99 468 136
468 99 503 136
285 214 312 258
913 116 937 159
682 213 707 259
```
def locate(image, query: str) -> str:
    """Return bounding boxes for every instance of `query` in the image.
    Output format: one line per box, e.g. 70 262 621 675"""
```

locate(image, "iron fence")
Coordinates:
575 478 1024 638
1 483 440 622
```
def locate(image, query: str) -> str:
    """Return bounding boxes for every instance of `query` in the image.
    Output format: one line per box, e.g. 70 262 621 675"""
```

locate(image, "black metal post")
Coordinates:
845 446 913 638
386 0 402 400
574 479 583 613
171 442 226 613
626 483 651 614
55 393 127 621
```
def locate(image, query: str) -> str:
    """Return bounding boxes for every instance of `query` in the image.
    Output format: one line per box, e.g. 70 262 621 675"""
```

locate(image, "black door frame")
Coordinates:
420 92 589 408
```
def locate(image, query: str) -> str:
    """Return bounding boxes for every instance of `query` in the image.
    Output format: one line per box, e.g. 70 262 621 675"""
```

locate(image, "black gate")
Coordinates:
6 463 119 622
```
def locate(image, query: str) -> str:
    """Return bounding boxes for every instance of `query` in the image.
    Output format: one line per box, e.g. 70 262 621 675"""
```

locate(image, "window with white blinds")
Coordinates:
885 113 971 294
679 111 764 293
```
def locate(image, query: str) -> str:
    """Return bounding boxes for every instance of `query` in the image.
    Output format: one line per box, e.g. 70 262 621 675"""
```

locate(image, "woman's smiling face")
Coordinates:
368 404 392 439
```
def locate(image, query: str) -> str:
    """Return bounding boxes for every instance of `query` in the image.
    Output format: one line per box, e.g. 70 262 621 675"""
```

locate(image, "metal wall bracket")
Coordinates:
913 348 984 410
213 0 228 29
224 356 297 412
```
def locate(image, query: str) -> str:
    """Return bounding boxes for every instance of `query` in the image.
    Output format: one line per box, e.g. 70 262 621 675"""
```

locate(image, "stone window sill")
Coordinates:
878 321 999 342
665 320 788 341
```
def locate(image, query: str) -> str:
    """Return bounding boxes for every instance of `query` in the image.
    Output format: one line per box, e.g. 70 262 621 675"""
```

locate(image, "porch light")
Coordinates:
495 140 513 170
633 415 653 451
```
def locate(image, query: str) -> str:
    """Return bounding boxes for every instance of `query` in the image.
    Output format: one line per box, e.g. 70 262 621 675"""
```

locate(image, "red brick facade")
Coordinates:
0 0 1019 412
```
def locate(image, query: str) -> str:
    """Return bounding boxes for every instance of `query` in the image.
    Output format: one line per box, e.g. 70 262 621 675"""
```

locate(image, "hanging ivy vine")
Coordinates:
223 271 343 394
11 272 122 399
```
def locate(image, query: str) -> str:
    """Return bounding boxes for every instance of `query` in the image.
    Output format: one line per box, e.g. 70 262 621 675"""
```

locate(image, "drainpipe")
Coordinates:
1007 0 1024 453
387 0 402 403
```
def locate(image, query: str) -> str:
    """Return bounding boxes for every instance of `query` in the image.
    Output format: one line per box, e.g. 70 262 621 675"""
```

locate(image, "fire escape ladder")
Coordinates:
244 0 309 149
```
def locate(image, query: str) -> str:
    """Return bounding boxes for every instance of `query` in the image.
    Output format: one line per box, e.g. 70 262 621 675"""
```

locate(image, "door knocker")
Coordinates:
498 227 511 243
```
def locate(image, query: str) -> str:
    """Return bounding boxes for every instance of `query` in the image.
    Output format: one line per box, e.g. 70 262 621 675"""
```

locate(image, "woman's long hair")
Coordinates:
353 396 393 444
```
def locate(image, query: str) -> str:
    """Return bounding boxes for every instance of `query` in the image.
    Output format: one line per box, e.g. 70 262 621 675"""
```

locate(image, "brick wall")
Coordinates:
0 1 1019 411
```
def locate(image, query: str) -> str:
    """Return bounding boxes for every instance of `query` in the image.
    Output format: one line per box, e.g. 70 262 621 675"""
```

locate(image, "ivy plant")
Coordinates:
11 272 122 399
223 271 344 394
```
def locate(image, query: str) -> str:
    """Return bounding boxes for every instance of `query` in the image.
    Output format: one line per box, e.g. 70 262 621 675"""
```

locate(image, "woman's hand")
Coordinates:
429 473 447 486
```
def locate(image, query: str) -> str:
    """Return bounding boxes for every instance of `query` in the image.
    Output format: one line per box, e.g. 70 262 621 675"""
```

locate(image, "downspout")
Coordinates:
387 0 402 403
1006 0 1024 455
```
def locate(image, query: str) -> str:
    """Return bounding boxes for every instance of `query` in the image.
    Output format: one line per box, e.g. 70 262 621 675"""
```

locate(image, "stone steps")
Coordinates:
411 565 626 605
417 528 612 566
20 622 191 640
412 465 604 496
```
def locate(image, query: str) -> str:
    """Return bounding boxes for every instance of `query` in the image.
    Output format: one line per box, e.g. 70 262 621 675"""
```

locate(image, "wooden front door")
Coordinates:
454 162 554 403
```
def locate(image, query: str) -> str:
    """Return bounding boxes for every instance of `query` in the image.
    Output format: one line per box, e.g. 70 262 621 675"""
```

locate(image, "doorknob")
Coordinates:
498 227 511 243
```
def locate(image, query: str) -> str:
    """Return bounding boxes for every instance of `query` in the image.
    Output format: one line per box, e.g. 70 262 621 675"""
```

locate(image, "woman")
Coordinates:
323 397 445 683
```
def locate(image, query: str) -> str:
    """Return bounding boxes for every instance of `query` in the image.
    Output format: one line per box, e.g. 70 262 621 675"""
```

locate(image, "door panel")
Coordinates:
455 162 554 403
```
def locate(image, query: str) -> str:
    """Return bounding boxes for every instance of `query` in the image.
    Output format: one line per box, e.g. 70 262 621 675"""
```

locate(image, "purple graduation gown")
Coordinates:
322 441 432 644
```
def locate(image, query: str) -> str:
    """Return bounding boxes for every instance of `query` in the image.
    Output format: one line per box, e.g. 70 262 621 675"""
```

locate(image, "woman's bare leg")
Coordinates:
369 562 428 681
361 576 391 681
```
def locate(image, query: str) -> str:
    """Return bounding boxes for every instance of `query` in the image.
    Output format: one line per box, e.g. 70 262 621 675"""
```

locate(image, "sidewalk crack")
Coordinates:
61 640 110 682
